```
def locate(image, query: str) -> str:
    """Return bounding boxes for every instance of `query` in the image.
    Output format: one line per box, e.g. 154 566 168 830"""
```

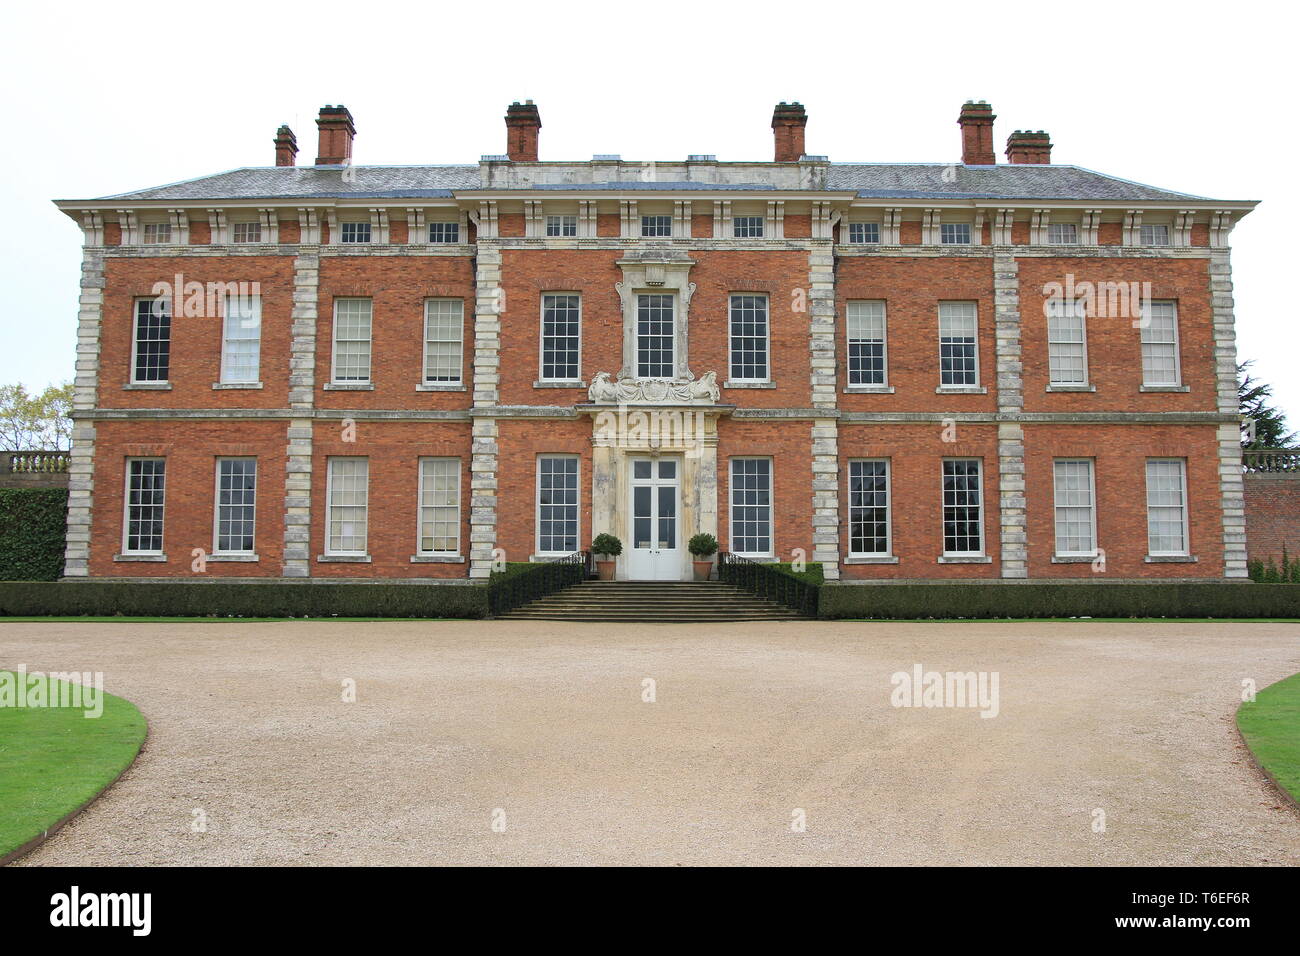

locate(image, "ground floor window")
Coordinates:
124 458 166 554
730 457 772 556
215 458 256 554
942 459 983 555
1145 458 1188 555
418 458 460 554
327 457 369 555
1052 459 1095 556
537 455 579 554
848 459 890 555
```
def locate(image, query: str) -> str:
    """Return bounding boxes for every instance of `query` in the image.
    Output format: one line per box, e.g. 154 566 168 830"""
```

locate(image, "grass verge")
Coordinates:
0 673 147 859
1237 671 1300 806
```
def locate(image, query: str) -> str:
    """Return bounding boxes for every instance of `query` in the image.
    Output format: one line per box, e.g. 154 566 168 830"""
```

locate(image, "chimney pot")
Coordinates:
314 105 356 166
505 100 542 162
274 124 298 167
1005 129 1053 164
771 101 808 163
957 100 997 165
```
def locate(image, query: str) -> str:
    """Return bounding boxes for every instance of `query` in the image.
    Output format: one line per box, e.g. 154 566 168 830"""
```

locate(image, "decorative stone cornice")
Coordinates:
587 370 720 405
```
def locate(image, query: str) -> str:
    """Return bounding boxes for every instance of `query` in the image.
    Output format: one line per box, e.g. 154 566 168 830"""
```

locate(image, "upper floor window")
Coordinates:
124 458 166 554
231 221 261 244
940 222 972 245
221 294 261 384
1140 301 1181 386
641 215 672 238
215 458 257 555
1139 223 1170 247
332 298 372 383
846 300 887 386
636 294 675 378
1045 297 1087 386
541 294 581 382
729 294 769 383
418 458 461 555
1145 459 1188 556
1047 222 1078 244
340 221 371 244
848 459 890 556
938 301 979 387
730 458 773 556
428 222 460 243
423 299 464 384
132 297 171 383
141 222 171 244
547 215 578 238
733 216 764 239
942 459 984 556
848 222 880 244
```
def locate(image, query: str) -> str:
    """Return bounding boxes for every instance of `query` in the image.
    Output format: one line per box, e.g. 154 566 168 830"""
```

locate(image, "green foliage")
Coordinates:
0 489 68 580
817 581 1300 620
687 533 719 557
0 581 490 619
591 533 623 557
0 381 73 451
772 561 824 585
1252 546 1300 583
1239 360 1296 448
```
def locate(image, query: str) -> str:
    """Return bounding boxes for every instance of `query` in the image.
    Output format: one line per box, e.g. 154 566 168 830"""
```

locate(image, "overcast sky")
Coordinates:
2 0 1294 427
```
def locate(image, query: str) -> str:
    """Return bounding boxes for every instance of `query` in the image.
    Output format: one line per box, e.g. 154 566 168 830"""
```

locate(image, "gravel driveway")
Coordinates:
4 620 1298 866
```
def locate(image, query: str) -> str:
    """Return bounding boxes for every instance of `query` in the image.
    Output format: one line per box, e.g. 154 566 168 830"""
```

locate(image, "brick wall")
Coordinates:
1244 476 1300 564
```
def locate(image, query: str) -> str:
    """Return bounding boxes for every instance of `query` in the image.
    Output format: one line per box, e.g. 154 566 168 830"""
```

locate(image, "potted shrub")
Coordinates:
688 532 719 581
591 533 622 581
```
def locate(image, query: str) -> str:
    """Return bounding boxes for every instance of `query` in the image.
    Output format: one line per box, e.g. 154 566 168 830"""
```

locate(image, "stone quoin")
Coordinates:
53 100 1256 584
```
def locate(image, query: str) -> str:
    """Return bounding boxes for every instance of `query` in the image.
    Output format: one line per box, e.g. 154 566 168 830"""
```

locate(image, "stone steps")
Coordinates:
496 581 808 622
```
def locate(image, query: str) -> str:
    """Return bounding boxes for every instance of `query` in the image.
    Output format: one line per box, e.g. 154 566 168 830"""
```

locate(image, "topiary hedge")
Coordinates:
0 489 68 581
0 580 489 619
818 581 1300 620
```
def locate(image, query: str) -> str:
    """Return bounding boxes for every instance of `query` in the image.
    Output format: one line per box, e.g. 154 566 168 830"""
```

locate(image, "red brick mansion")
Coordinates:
55 100 1255 583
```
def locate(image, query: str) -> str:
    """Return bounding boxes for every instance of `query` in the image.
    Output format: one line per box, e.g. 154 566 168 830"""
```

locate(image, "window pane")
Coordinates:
940 222 971 244
942 459 982 554
541 294 580 380
1141 301 1179 385
847 300 886 385
733 216 764 238
419 458 460 553
1046 297 1086 385
424 299 464 383
1145 459 1187 554
729 294 768 381
848 459 889 555
328 458 369 553
232 221 261 243
538 456 579 553
848 222 880 244
134 298 171 382
333 299 372 382
637 294 674 378
730 458 772 554
1053 459 1094 554
546 215 577 237
428 222 459 243
641 215 672 237
939 302 978 386
222 295 261 383
340 221 371 243
216 458 256 553
126 458 166 552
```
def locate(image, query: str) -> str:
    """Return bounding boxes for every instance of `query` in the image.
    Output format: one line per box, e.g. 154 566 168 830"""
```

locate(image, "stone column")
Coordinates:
63 250 105 577
993 255 1028 578
282 251 319 577
1210 250 1248 577
468 243 503 578
808 242 841 579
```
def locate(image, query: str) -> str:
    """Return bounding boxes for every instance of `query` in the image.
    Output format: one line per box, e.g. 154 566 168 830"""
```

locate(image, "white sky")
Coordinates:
1 0 1295 424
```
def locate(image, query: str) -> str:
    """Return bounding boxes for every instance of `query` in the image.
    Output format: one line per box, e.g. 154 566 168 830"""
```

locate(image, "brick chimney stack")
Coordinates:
274 125 298 167
314 105 356 166
957 100 996 166
1005 130 1053 164
505 100 541 162
771 102 808 162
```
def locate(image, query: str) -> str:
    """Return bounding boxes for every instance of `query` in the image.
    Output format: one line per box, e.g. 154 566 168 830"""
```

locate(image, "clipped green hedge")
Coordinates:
0 489 67 581
0 580 488 619
772 561 824 586
818 581 1300 620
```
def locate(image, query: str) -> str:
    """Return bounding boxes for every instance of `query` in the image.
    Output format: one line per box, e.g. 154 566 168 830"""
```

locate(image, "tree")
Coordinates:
1239 361 1295 448
0 382 74 451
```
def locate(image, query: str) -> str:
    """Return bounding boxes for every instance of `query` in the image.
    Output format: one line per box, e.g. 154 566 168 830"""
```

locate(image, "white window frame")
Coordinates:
231 221 262 244
339 221 372 244
728 293 770 383
846 300 888 387
938 301 980 388
939 222 972 245
635 293 676 379
546 215 578 238
422 298 464 385
1140 300 1182 387
1046 297 1089 386
122 457 166 555
847 458 891 557
1052 459 1097 557
141 221 171 245
417 457 461 556
1145 458 1190 556
729 457 774 557
1140 223 1171 247
733 216 764 239
427 221 460 243
640 214 672 238
331 298 373 384
941 458 985 557
213 457 257 556
221 293 262 384
847 222 881 244
131 296 171 384
539 293 582 383
1046 222 1078 245
325 457 369 556
535 454 581 557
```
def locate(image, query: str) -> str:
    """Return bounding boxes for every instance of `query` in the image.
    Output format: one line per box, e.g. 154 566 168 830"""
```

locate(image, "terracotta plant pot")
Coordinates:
596 559 616 581
692 560 714 581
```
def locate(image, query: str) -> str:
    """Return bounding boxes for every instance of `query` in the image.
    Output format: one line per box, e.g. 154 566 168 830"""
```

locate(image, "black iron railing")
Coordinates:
718 552 818 617
487 551 590 616
1243 448 1300 474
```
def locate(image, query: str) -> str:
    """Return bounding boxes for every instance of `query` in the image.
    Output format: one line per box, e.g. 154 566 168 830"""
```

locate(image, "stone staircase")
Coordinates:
496 580 808 622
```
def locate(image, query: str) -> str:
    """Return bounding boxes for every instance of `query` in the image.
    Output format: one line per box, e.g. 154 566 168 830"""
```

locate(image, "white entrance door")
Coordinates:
626 456 682 580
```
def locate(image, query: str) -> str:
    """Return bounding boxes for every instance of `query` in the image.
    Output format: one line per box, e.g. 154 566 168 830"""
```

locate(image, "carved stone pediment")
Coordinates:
588 370 720 405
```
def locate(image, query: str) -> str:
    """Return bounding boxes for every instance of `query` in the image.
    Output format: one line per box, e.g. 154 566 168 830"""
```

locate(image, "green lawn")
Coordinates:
1237 671 1300 804
0 672 146 858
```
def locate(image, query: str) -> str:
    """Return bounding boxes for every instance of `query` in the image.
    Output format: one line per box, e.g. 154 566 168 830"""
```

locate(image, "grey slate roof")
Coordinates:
91 162 1213 203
